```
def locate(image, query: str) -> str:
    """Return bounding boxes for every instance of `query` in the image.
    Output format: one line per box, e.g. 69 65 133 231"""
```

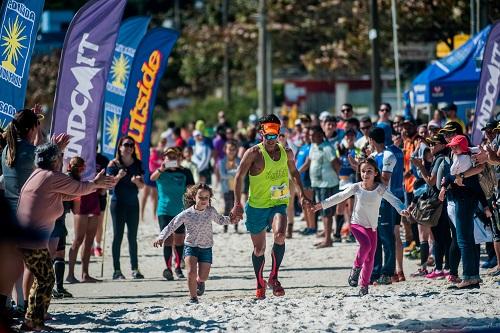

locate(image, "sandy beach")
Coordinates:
48 199 500 332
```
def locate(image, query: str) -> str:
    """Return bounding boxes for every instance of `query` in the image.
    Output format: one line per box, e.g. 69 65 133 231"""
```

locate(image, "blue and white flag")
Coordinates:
101 16 150 160
0 0 45 129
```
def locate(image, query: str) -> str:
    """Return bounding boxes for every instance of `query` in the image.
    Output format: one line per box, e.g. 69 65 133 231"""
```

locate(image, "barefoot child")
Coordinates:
313 158 409 296
153 183 237 303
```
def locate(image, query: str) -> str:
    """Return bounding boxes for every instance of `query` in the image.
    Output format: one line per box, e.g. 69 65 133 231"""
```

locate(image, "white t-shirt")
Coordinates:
309 141 339 188
450 154 472 175
321 183 405 230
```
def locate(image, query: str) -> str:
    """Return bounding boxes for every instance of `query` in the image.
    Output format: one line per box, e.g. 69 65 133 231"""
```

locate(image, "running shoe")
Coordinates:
189 297 199 304
94 247 103 257
175 267 185 279
267 278 285 296
163 268 174 281
255 287 266 300
425 270 445 279
112 270 126 280
397 271 406 282
332 236 342 243
403 241 416 254
132 270 144 279
52 287 73 299
447 274 461 284
348 267 362 287
410 268 428 277
197 281 205 296
359 286 368 296
374 275 392 285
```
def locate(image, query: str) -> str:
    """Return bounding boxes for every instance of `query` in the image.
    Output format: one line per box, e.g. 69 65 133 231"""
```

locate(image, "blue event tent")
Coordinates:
408 25 492 107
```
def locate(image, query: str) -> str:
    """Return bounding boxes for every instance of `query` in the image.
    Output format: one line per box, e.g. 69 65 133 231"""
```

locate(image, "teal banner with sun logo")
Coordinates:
101 16 150 160
0 0 44 129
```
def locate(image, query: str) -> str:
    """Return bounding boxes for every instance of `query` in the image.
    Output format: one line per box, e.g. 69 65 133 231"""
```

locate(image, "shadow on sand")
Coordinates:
52 308 227 332
368 317 500 332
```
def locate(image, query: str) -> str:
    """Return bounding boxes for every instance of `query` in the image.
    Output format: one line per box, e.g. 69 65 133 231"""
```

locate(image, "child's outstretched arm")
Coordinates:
313 184 357 212
381 188 407 216
211 207 233 225
153 214 184 247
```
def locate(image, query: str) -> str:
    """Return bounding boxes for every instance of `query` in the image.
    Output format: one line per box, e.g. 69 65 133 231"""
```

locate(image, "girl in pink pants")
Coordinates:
314 158 408 296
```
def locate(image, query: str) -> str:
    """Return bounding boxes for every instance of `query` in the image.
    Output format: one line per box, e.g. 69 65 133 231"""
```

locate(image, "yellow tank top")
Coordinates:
248 143 290 208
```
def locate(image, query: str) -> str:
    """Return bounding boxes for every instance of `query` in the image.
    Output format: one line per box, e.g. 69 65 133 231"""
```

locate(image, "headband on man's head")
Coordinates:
261 123 280 135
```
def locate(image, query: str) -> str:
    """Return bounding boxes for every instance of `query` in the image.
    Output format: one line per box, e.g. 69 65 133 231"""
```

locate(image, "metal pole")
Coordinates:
174 0 180 30
391 0 401 113
369 0 382 114
258 0 268 116
470 0 476 35
266 32 273 114
222 0 231 104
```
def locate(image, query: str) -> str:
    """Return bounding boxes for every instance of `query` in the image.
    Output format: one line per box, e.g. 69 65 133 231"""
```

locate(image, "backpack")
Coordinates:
410 183 442 227
478 163 496 200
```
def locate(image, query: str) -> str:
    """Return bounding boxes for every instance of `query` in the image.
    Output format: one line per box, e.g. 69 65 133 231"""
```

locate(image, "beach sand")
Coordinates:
49 199 500 332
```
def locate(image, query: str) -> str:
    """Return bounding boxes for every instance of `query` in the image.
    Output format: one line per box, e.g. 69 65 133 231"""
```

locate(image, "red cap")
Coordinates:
446 135 469 152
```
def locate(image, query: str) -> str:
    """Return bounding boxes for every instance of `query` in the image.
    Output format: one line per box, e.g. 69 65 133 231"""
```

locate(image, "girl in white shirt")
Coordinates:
313 158 409 296
153 183 237 303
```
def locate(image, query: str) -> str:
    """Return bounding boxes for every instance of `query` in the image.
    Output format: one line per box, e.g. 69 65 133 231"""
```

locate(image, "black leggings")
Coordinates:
431 207 451 271
111 200 139 271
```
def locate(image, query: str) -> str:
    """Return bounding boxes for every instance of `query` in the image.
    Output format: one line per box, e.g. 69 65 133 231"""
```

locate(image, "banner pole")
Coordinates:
100 195 110 278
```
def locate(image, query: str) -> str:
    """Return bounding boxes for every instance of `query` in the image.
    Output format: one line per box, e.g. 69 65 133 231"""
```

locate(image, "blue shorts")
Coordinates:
184 246 213 264
245 203 287 235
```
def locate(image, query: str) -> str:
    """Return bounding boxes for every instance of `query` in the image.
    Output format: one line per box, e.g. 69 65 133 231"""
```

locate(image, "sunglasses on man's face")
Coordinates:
341 109 352 113
122 142 135 148
264 133 278 140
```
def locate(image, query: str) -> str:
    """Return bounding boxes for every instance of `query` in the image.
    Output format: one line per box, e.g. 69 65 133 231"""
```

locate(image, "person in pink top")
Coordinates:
140 138 165 222
16 143 115 331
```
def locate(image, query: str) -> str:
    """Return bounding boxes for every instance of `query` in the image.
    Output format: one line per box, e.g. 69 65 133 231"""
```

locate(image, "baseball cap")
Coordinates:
481 120 498 131
446 135 469 152
294 119 302 126
439 121 461 133
192 130 202 137
162 146 180 156
425 134 447 145
427 120 442 129
319 111 331 121
440 103 457 112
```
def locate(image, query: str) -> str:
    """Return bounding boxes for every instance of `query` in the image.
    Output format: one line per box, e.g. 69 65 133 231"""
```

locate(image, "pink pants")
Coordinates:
351 224 378 287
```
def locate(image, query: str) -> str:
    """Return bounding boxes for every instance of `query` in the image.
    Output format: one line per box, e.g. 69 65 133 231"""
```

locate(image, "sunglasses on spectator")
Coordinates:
360 126 372 130
341 109 352 113
379 108 390 112
264 133 278 140
122 142 135 148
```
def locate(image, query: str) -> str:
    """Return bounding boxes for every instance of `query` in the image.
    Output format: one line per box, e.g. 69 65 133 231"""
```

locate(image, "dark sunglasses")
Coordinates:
360 126 372 130
122 142 135 148
379 108 390 112
264 133 278 140
341 109 352 113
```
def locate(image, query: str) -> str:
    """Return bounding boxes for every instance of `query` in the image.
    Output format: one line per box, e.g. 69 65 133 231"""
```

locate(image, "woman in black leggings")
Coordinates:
107 136 145 279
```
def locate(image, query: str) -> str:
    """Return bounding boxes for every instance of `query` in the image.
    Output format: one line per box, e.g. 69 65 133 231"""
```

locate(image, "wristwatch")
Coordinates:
459 173 465 179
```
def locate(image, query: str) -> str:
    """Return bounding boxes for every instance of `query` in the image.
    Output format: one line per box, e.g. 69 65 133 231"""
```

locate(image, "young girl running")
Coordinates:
153 183 237 303
313 158 409 296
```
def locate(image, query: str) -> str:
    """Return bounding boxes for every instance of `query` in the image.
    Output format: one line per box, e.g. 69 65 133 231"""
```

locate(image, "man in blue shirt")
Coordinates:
387 139 405 282
376 102 393 147
369 127 397 285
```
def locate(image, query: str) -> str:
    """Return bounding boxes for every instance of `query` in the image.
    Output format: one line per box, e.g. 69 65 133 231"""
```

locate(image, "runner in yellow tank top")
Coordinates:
231 114 312 300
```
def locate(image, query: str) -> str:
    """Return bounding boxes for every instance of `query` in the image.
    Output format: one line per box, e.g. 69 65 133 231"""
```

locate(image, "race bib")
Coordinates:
270 183 290 200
